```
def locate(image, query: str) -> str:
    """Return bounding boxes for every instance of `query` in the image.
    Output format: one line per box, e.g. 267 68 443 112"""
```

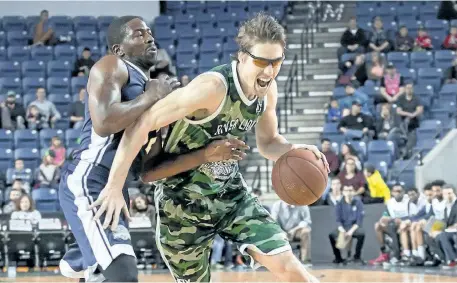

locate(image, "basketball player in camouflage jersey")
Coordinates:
91 13 329 282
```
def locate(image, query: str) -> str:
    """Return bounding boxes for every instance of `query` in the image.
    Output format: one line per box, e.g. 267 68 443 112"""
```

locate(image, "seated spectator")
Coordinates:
130 194 155 224
338 158 365 198
7 159 33 188
32 10 55 46
414 26 433 51
321 178 343 206
339 143 362 171
28 88 61 128
181 75 190 86
363 164 390 203
337 17 366 61
327 99 342 122
154 42 176 75
375 103 402 147
443 26 457 50
378 63 405 104
211 235 234 270
396 84 424 158
338 84 369 110
408 187 427 214
70 89 85 129
3 188 26 214
329 185 365 264
270 200 312 264
1 91 26 130
72 47 95 77
395 25 414 52
321 138 340 176
7 178 30 195
11 194 42 225
27 105 48 130
368 16 390 53
445 58 457 84
366 52 386 82
435 184 457 268
34 150 60 188
337 101 375 141
338 54 367 87
49 136 66 167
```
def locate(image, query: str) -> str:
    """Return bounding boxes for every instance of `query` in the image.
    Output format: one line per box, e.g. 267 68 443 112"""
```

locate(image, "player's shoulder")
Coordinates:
90 55 128 78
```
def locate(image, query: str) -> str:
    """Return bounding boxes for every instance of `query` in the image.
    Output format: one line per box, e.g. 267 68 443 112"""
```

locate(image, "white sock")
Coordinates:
418 246 425 259
404 250 411 257
412 250 419 257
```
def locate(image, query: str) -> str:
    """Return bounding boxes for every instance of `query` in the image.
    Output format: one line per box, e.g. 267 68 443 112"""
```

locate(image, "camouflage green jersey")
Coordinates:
154 61 290 283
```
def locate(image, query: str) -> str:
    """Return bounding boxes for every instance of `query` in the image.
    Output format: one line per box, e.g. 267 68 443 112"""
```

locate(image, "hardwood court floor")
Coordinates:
5 268 457 282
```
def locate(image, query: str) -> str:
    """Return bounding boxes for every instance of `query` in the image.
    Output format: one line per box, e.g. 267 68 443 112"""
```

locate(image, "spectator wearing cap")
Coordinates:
395 26 414 52
337 17 366 61
1 91 26 130
73 47 96 77
70 88 85 129
443 26 457 50
28 88 61 128
378 63 406 104
337 101 375 141
369 16 391 53
338 84 369 111
35 150 60 188
414 26 433 51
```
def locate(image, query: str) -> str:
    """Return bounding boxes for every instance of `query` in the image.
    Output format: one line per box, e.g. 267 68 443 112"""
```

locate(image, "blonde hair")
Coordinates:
235 12 286 52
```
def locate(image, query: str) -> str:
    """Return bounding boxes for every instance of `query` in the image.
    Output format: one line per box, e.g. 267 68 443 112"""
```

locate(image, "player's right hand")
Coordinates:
146 74 181 101
203 139 250 163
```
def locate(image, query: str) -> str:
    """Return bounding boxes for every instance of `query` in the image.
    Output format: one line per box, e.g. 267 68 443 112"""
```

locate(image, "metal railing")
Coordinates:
300 1 320 78
280 54 299 132
251 159 271 192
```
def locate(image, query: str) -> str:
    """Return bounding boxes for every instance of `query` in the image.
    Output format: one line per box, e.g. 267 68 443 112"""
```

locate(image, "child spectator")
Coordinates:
395 26 414 52
414 26 433 51
35 150 60 188
27 104 48 130
49 136 66 167
327 99 342 122
363 164 391 203
443 26 457 50
11 194 42 225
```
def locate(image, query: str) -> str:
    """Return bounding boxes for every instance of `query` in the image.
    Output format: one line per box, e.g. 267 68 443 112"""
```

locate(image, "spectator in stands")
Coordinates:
329 185 365 264
321 178 343 206
70 88 85 129
445 57 457 84
32 10 55 46
72 47 95 77
49 136 66 167
368 16 390 53
153 42 176 75
366 52 386 82
211 235 234 270
435 184 457 268
414 26 433 51
2 188 25 214
270 200 312 264
28 88 61 128
1 91 26 130
130 194 155 223
338 84 369 110
321 138 339 176
327 99 342 122
26 104 48 130
34 150 60 188
395 25 414 52
379 63 405 104
363 164 390 203
443 26 457 50
338 158 365 198
181 75 190 87
337 17 366 61
339 143 362 171
337 101 375 141
370 183 411 265
375 103 401 145
396 83 424 158
7 178 30 196
337 54 367 87
8 159 33 189
11 194 42 225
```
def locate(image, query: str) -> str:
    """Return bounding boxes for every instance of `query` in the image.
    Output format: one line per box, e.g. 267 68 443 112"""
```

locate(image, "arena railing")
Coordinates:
300 0 320 78
280 54 299 133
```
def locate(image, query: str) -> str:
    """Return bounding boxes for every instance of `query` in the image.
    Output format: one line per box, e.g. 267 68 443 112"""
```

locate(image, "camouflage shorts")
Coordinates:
154 186 290 283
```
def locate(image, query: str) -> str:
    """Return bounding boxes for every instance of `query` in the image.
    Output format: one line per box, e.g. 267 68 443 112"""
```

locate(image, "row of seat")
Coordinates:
0 44 104 62
1 188 60 211
0 60 93 79
0 128 80 149
0 76 87 95
0 147 75 171
356 1 438 18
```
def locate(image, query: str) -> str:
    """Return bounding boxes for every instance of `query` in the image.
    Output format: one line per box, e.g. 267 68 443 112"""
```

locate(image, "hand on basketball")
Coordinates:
88 187 132 231
204 139 250 163
293 144 330 174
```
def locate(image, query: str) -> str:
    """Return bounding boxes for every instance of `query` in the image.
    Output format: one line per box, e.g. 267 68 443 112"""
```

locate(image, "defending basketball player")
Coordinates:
91 13 329 282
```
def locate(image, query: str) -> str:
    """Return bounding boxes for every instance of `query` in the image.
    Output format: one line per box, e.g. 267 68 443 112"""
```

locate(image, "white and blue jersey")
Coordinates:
58 60 151 279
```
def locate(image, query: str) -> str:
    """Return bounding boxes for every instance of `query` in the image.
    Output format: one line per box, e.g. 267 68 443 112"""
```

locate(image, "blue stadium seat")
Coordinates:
333 87 346 99
76 45 101 61
7 30 30 46
419 4 439 20
54 45 77 62
71 77 88 95
0 148 13 172
195 13 215 29
322 123 343 143
207 1 226 14
347 141 367 161
387 52 409 68
7 46 30 62
201 27 224 42
397 68 417 83
413 84 434 109
98 16 116 32
434 50 456 69
368 140 395 165
0 47 6 61
0 129 14 149
39 129 64 148
48 16 73 33
177 26 200 43
30 46 53 61
358 85 380 98
47 77 70 94
25 16 40 32
186 1 206 15
175 14 196 30
410 51 433 68
430 108 453 125
54 118 71 130
0 61 21 78
32 188 59 212
23 94 35 107
220 52 231 64
166 1 185 15
22 60 46 78
47 60 71 78
248 2 266 13
430 31 447 49
425 19 448 33
14 129 39 149
266 2 286 19
396 5 419 19
417 68 443 91
417 119 442 140
413 139 439 156
73 16 98 32
223 40 238 54
176 53 197 65
0 77 21 94
154 25 177 47
3 16 26 31
99 31 107 47
48 94 72 117
176 42 199 57
439 84 457 104
198 58 221 73
390 159 416 188
76 31 99 48
22 77 46 94
200 40 222 55
65 129 81 148
154 15 174 29
0 31 6 47
164 44 176 58
54 30 76 46
177 63 197 78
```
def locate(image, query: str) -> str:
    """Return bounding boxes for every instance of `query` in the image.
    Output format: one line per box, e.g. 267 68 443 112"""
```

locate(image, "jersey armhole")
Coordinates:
182 72 228 125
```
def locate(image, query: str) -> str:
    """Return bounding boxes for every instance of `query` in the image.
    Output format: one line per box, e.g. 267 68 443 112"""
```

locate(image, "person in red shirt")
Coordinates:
443 26 457 50
414 26 433 51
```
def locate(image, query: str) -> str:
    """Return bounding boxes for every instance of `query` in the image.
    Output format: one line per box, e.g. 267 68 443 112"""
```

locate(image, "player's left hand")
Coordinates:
292 144 330 174
88 187 132 231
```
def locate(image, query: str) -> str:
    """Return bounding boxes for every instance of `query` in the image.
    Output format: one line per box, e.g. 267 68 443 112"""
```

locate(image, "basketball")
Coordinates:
272 149 328 206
